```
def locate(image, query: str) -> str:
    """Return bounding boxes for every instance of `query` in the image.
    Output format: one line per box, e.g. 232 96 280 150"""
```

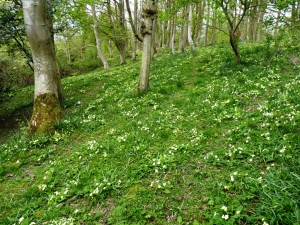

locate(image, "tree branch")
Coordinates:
125 0 143 42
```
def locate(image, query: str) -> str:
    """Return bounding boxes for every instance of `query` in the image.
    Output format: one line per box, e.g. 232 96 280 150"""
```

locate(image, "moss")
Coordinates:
29 93 61 134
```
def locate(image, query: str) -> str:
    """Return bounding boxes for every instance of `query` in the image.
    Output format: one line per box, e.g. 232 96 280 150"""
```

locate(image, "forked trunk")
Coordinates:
116 41 127 64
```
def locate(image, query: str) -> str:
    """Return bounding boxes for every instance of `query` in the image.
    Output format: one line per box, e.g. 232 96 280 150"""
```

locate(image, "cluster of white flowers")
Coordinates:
221 205 229 220
90 179 122 197
149 179 171 189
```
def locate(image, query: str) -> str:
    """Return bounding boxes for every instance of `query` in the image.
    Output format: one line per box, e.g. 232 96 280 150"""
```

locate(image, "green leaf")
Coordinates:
177 216 183 224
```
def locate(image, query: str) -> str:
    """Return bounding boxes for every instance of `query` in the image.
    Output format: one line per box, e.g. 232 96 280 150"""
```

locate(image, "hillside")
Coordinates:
0 42 299 224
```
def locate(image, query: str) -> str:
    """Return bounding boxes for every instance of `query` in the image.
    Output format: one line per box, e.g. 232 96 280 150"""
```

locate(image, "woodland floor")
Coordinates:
0 42 299 225
0 107 32 144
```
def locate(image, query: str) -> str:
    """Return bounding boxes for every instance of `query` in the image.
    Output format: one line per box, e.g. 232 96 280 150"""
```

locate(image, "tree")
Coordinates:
187 4 195 50
178 6 188 53
22 0 62 134
138 0 158 92
0 0 33 70
219 0 250 64
106 0 128 64
125 0 142 60
91 3 110 69
195 0 205 46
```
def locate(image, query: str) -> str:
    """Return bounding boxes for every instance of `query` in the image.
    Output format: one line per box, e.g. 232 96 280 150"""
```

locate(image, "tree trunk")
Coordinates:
151 12 158 58
116 42 127 64
229 31 241 64
132 0 138 60
210 2 216 45
138 0 157 92
168 17 173 48
111 0 128 65
91 4 110 69
187 4 195 51
179 7 188 53
256 0 266 41
162 20 168 47
204 1 210 46
195 0 205 46
171 15 176 54
249 0 258 40
109 39 113 58
22 0 61 134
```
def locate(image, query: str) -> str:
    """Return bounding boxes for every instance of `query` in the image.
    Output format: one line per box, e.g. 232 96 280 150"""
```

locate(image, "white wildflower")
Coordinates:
18 217 24 224
221 205 228 211
230 175 235 182
222 214 229 220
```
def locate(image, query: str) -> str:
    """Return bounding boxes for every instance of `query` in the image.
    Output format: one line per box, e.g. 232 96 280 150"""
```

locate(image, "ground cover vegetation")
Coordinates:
0 0 300 224
0 35 299 224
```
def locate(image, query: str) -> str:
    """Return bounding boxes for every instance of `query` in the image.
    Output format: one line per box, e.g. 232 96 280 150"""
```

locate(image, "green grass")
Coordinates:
0 40 299 225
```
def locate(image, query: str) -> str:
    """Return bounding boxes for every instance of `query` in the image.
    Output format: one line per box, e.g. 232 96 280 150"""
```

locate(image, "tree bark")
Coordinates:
170 15 176 54
249 0 258 40
204 0 210 46
132 0 139 60
46 0 64 103
115 42 127 64
179 7 188 53
125 0 143 42
109 39 113 58
151 10 158 58
256 0 266 41
210 2 216 45
220 0 250 64
195 0 205 46
22 0 61 134
91 4 110 69
187 4 195 51
229 32 241 64
138 0 157 92
107 0 127 65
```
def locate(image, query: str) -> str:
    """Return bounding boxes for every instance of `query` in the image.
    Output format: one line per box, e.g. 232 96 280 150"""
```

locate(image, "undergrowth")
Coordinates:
0 39 299 224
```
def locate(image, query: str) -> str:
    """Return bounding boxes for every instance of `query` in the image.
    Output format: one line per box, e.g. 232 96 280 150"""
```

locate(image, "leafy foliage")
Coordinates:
0 0 32 66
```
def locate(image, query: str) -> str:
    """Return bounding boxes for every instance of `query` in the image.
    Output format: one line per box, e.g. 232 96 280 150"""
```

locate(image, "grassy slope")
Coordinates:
0 42 299 225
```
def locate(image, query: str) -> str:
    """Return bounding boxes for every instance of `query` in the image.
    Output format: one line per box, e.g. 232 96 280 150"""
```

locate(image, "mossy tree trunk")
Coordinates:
22 0 62 134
